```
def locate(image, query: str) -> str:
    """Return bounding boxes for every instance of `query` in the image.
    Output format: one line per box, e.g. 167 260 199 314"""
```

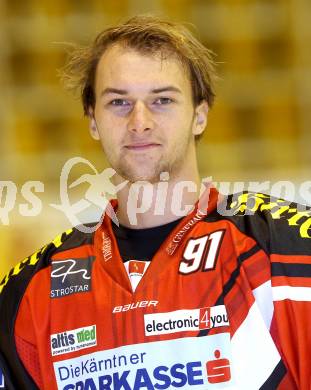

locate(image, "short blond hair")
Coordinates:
61 15 217 115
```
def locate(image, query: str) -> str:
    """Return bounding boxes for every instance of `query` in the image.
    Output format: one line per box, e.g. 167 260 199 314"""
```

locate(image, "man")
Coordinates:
0 15 310 390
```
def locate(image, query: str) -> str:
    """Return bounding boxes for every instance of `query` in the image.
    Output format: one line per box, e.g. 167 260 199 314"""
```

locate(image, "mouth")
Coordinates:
124 143 161 151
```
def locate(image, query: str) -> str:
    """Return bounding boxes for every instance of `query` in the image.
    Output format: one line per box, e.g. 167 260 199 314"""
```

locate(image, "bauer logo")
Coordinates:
50 257 95 298
144 305 229 336
51 325 97 356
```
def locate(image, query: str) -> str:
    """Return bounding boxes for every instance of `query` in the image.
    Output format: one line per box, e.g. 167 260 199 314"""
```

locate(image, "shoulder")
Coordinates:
0 228 71 299
0 223 96 311
205 191 311 255
0 224 97 386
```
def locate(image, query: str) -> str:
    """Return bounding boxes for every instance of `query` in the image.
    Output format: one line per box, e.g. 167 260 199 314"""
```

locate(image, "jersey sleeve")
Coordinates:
228 192 311 389
15 335 42 389
0 228 73 389
14 291 43 389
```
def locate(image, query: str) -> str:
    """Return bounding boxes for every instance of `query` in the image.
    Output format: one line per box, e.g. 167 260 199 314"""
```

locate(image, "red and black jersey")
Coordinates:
0 188 310 389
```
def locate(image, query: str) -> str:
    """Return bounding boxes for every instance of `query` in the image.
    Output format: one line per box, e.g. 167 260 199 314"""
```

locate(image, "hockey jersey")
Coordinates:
0 188 310 389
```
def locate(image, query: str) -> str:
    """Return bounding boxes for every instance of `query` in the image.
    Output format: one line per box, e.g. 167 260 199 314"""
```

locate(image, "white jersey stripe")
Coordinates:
231 303 281 389
252 281 274 330
272 286 311 302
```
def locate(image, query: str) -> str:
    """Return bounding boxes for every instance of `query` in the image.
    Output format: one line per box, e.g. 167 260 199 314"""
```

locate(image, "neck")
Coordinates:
115 167 205 229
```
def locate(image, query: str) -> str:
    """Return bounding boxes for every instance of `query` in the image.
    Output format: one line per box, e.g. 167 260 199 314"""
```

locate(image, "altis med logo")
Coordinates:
51 325 97 356
54 333 233 389
144 305 229 336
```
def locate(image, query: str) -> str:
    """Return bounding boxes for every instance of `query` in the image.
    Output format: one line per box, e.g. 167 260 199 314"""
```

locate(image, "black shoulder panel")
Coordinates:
53 222 96 254
206 192 311 256
0 226 92 389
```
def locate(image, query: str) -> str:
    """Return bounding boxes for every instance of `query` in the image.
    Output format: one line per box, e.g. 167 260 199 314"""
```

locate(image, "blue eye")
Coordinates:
110 99 129 106
154 97 173 105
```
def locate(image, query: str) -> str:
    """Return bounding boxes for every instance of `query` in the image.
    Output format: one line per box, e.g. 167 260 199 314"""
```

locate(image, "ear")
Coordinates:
88 107 100 140
192 100 209 137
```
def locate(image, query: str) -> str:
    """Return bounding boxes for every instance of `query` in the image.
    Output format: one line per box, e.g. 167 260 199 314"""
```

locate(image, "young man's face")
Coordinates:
89 43 208 183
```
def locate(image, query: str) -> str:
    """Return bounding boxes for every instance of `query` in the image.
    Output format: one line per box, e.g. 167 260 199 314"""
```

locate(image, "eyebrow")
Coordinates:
100 85 182 97
151 86 182 94
101 88 127 96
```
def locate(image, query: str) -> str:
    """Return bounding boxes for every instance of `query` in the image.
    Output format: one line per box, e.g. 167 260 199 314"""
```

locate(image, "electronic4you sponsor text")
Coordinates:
144 305 229 336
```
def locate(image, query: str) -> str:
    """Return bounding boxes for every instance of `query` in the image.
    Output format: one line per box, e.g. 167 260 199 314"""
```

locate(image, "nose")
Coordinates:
127 101 154 134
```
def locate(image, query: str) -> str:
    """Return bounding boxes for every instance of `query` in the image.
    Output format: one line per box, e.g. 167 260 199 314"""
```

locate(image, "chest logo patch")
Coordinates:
50 257 95 298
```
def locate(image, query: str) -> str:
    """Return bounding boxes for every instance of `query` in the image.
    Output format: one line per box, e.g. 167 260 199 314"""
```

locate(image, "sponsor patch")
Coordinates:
128 260 147 276
0 368 4 388
124 260 150 292
144 305 229 336
53 333 233 389
102 232 112 262
51 325 97 356
50 257 95 298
